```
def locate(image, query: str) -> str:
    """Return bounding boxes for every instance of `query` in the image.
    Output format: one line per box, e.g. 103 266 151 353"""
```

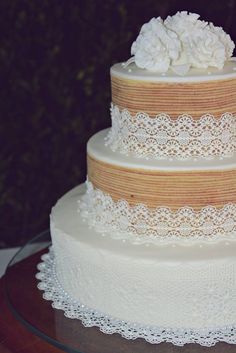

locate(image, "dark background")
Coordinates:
1 0 236 248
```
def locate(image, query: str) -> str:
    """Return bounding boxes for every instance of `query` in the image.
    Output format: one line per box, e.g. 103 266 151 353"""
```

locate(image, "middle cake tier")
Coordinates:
87 129 236 211
81 128 236 242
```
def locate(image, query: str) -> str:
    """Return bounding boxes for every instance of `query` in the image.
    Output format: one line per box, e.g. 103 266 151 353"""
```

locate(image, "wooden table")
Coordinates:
0 274 62 353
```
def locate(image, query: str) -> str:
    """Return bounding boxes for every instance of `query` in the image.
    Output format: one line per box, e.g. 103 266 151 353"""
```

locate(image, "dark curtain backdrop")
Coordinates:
1 0 236 247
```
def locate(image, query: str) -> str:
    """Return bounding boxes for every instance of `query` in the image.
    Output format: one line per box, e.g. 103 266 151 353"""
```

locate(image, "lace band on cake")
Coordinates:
105 104 236 160
78 181 236 244
36 249 236 347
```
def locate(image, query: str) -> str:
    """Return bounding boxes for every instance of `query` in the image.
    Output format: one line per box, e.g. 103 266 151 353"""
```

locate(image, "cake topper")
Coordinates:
126 11 235 75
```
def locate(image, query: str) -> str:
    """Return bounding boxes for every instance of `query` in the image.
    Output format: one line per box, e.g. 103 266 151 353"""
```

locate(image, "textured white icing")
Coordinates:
112 59 236 82
130 12 235 73
50 184 236 330
37 250 236 346
88 129 236 171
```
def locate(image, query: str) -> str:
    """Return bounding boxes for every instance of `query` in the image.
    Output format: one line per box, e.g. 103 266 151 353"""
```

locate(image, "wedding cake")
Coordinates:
37 12 236 346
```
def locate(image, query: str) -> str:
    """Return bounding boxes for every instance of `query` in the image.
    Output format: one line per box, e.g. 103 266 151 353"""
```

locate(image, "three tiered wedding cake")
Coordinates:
37 12 236 346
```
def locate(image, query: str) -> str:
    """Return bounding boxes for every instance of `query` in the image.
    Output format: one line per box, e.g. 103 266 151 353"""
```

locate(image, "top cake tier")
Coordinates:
108 62 236 160
107 12 236 160
111 61 236 119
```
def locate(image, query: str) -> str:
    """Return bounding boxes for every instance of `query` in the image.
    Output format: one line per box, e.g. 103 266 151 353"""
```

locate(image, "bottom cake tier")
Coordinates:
37 184 236 346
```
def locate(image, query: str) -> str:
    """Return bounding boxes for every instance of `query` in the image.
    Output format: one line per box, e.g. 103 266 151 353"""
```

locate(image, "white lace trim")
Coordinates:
105 104 236 160
36 249 236 347
78 181 236 244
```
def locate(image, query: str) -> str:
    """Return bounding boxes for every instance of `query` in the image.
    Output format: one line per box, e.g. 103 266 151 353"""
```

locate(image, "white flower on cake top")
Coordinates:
129 11 235 74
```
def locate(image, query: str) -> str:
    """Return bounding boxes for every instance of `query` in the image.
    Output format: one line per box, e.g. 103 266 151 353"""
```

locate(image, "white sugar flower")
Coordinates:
131 17 181 72
165 11 233 69
181 28 226 69
164 11 207 35
209 23 235 60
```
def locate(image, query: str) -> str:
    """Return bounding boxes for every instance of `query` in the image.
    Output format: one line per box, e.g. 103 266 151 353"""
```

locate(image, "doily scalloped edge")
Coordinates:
36 248 236 347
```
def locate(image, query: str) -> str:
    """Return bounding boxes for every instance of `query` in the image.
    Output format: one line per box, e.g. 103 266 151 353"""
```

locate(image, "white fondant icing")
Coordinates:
52 184 236 265
111 59 236 82
88 129 236 171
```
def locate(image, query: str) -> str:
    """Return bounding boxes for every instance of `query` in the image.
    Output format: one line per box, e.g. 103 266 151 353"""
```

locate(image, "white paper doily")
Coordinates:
36 248 236 347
